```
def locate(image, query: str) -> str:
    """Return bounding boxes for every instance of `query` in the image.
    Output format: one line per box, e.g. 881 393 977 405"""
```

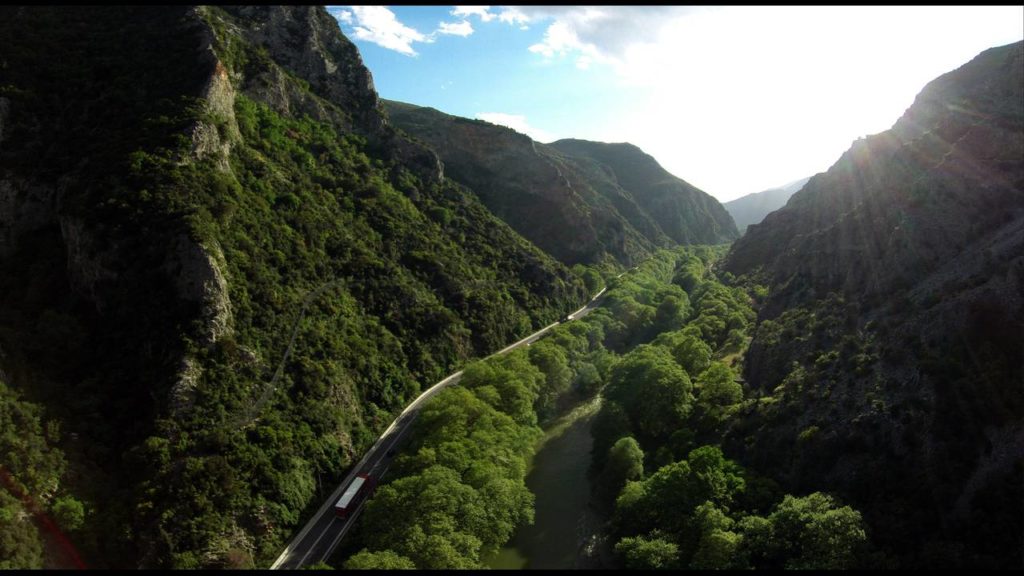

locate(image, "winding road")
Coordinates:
271 271 631 569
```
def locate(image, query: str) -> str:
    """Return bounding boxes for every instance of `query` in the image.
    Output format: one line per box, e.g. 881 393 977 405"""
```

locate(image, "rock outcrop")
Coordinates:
166 234 233 347
209 6 444 184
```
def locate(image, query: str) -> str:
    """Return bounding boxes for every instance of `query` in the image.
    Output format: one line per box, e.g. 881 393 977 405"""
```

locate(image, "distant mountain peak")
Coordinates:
723 175 812 233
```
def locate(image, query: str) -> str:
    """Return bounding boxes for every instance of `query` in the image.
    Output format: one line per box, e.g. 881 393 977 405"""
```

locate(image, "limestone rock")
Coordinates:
166 234 233 347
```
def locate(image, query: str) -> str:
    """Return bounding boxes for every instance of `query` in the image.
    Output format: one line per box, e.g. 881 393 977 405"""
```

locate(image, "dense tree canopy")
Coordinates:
604 345 694 440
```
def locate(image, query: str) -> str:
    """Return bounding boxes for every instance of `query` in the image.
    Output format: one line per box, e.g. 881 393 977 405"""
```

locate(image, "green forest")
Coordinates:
0 7 585 568
334 246 880 570
0 6 1019 571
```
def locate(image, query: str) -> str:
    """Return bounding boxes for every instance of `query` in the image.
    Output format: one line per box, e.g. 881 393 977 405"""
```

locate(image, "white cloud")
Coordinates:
329 6 479 56
501 6 696 65
528 21 576 58
453 6 494 22
331 6 1023 200
492 5 1024 201
328 7 353 24
436 20 474 37
496 6 532 28
476 112 556 143
343 6 429 56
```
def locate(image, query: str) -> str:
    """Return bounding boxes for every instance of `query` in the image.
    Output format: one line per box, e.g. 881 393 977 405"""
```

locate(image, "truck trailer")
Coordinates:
334 473 373 518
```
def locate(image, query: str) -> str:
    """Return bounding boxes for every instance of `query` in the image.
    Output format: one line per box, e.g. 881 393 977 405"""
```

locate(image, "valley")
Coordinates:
0 5 1020 571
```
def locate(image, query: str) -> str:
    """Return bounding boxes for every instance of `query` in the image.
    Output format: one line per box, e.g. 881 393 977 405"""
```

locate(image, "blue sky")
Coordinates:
328 6 1024 202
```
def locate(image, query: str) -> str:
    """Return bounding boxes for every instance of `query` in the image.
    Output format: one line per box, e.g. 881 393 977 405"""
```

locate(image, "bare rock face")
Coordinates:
0 178 56 260
166 234 233 348
187 8 240 170
1 99 55 261
0 97 9 146
215 5 382 134
169 355 202 416
59 217 119 312
209 6 443 185
188 59 236 168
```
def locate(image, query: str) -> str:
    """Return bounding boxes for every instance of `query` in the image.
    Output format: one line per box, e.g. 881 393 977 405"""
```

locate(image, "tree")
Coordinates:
599 436 644 504
690 501 746 569
590 401 632 472
672 256 705 293
613 479 649 533
51 495 85 532
459 358 542 427
572 362 601 397
696 362 742 408
0 489 43 569
529 341 573 420
611 446 745 557
343 549 416 569
768 492 869 570
653 331 711 375
691 529 744 569
614 532 679 565
615 534 680 569
358 465 487 567
399 522 482 569
686 446 746 509
573 265 604 294
605 345 693 441
693 313 728 348
605 294 654 347
653 294 690 334
737 514 776 567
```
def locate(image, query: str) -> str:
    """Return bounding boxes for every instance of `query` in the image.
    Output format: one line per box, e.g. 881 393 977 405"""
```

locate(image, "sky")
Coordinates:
327 5 1024 202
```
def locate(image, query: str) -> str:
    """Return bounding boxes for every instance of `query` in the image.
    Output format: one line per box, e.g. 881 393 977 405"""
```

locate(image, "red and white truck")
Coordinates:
333 473 374 518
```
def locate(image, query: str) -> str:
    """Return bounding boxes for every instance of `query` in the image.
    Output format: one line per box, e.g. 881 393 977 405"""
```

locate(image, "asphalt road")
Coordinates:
270 277 623 569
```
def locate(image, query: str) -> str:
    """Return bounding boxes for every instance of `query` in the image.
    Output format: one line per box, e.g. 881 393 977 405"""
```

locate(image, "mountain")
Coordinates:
548 139 739 248
383 101 739 266
0 6 586 568
722 41 1024 568
724 176 811 233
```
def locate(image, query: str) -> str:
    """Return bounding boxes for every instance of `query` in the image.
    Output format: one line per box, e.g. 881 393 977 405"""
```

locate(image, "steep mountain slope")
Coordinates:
724 176 811 233
549 139 738 246
0 6 585 568
383 101 739 266
723 41 1024 567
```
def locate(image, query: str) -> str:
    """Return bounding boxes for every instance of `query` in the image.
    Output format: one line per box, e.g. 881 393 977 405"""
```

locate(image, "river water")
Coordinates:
485 395 610 569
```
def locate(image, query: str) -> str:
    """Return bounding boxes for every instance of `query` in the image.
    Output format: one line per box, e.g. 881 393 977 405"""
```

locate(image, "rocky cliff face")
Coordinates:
384 101 738 266
209 7 443 184
722 41 1024 567
221 6 383 133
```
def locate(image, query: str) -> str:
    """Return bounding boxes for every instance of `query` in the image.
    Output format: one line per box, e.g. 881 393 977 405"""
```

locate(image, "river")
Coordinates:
485 395 611 569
